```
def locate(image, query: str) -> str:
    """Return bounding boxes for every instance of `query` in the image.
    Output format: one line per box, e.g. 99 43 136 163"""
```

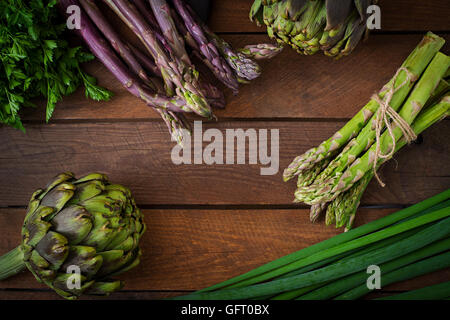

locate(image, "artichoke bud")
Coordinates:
15 172 145 299
255 0 372 58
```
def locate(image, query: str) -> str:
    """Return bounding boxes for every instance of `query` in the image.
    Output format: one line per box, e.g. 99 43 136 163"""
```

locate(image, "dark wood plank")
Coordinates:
1 208 448 298
0 120 448 207
208 0 450 33
21 34 449 122
0 290 182 300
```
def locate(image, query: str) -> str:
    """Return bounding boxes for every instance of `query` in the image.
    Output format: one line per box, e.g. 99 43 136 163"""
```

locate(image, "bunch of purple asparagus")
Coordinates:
60 0 281 144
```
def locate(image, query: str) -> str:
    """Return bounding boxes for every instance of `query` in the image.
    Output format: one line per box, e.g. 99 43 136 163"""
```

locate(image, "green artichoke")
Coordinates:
0 172 146 299
250 0 377 59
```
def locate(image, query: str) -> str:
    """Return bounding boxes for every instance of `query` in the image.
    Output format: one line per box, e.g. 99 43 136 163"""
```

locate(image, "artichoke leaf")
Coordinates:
109 249 142 277
22 206 54 247
39 172 75 200
40 183 76 217
79 212 119 251
35 231 69 271
86 279 123 296
51 205 93 244
69 180 106 204
74 173 108 184
284 0 309 21
26 250 55 281
325 0 354 31
61 245 103 279
52 273 94 299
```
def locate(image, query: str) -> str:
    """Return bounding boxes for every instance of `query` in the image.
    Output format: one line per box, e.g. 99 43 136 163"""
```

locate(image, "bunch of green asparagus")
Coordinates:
61 0 281 144
250 0 377 58
284 32 450 231
173 190 450 300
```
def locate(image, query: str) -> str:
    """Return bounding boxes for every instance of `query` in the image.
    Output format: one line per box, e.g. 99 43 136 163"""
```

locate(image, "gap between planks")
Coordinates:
0 204 409 211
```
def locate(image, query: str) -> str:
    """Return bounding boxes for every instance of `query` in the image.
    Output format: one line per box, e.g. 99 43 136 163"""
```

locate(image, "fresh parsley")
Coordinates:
0 0 113 131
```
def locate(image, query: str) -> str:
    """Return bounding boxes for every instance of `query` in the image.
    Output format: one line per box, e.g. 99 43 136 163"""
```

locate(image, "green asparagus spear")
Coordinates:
376 281 450 300
310 203 328 223
332 170 373 229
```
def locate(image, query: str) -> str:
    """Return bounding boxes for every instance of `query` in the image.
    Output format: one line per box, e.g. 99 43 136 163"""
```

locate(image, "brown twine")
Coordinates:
371 67 417 187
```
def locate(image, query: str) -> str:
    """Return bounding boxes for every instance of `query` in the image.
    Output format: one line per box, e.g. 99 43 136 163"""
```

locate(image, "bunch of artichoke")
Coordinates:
250 0 377 58
0 172 146 299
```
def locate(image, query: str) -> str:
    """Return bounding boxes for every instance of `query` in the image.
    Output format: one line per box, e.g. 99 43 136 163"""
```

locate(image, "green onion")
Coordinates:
174 214 450 300
335 250 450 300
197 190 450 293
212 206 450 290
298 238 450 300
272 226 427 299
376 281 450 300
271 227 427 299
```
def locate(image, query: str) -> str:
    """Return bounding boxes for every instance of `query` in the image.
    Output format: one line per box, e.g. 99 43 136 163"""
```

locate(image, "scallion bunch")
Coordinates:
174 190 450 300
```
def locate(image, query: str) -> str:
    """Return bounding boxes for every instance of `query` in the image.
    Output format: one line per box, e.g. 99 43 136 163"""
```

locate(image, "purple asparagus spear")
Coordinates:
149 0 191 65
178 0 261 81
239 43 284 60
172 0 240 93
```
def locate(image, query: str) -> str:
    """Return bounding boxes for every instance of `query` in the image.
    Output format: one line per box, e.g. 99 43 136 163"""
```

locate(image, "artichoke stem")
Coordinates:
0 246 25 280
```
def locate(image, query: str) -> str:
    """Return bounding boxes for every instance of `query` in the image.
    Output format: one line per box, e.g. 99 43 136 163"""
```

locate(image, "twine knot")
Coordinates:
371 67 417 187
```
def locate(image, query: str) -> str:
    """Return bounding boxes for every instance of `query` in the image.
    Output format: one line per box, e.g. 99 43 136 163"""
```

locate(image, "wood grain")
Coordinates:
0 120 448 207
1 208 448 299
208 0 450 33
21 34 450 122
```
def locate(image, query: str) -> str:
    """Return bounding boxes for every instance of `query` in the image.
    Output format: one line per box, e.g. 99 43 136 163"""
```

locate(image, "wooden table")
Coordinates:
0 0 449 300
